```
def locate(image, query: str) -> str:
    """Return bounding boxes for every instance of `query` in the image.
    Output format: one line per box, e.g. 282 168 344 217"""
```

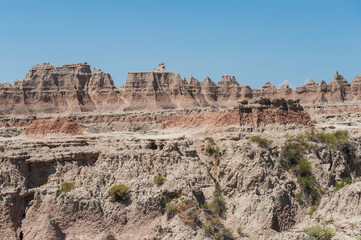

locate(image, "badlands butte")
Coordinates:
1 63 361 240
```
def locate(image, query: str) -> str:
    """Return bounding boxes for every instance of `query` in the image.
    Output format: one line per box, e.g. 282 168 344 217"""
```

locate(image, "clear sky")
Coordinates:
1 0 360 88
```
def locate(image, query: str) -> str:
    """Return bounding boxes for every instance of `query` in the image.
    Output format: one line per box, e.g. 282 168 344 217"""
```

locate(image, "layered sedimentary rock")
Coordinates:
1 62 361 115
237 98 313 128
23 117 83 135
160 97 312 129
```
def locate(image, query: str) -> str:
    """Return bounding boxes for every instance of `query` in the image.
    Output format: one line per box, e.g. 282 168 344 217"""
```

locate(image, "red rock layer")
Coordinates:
23 117 83 135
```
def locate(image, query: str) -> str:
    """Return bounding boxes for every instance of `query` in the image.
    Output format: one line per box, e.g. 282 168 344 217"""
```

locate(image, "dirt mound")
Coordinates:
23 117 83 135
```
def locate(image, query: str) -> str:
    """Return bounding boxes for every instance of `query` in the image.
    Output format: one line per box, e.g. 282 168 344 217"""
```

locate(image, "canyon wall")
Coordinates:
1 62 360 115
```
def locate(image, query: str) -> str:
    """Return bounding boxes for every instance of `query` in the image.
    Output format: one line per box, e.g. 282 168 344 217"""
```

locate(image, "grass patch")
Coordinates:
108 184 130 202
296 193 303 203
57 182 75 196
334 177 351 191
307 205 318 216
304 224 335 240
154 174 165 186
249 135 273 149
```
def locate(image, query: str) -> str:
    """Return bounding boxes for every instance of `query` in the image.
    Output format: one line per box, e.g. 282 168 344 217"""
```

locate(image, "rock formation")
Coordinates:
1 105 361 239
0 62 361 115
22 117 83 135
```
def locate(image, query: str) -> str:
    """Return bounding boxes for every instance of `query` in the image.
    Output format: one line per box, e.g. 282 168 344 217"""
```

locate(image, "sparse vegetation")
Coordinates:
108 184 130 202
237 227 245 236
203 214 221 235
221 227 234 239
165 203 178 220
314 130 349 149
101 230 117 240
297 158 312 176
212 183 225 216
312 120 318 124
296 193 303 203
334 177 351 191
249 135 273 150
204 137 215 143
57 181 75 196
206 145 219 155
304 224 335 240
205 141 221 166
165 199 199 226
154 174 165 186
281 131 324 208
307 205 318 216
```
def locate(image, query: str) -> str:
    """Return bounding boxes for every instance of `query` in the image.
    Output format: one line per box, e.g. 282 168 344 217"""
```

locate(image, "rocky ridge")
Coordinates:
1 63 361 115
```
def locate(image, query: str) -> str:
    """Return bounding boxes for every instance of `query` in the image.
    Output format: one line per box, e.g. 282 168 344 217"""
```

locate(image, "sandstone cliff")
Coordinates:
1 62 360 115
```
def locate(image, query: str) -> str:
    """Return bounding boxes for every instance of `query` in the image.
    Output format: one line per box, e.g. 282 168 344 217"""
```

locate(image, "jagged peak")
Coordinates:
187 75 199 85
263 81 273 86
352 74 361 83
201 76 217 87
280 83 290 89
332 71 348 84
306 79 317 85
218 74 239 86
153 62 167 72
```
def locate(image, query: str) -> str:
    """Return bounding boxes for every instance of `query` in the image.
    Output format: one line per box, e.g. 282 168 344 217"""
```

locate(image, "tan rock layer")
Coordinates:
1 63 360 115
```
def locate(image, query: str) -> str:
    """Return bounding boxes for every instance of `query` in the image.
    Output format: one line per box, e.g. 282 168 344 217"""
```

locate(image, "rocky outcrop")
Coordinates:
1 115 361 239
161 98 312 129
236 98 313 128
1 62 361 115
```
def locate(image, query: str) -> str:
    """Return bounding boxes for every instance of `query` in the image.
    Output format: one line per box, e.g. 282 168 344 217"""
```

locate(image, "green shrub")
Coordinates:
296 193 303 203
221 228 234 239
213 183 225 216
108 184 130 202
307 205 318 216
101 230 117 240
237 227 245 236
315 130 349 148
203 215 221 235
310 187 321 205
281 133 314 166
304 224 335 240
206 145 219 155
312 120 318 124
154 175 165 186
249 135 273 149
204 137 215 143
165 203 178 220
297 175 315 190
297 158 312 176
334 177 351 191
57 182 75 196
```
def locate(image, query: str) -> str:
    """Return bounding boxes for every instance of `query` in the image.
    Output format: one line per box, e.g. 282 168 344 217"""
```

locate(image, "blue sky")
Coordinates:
0 0 360 88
